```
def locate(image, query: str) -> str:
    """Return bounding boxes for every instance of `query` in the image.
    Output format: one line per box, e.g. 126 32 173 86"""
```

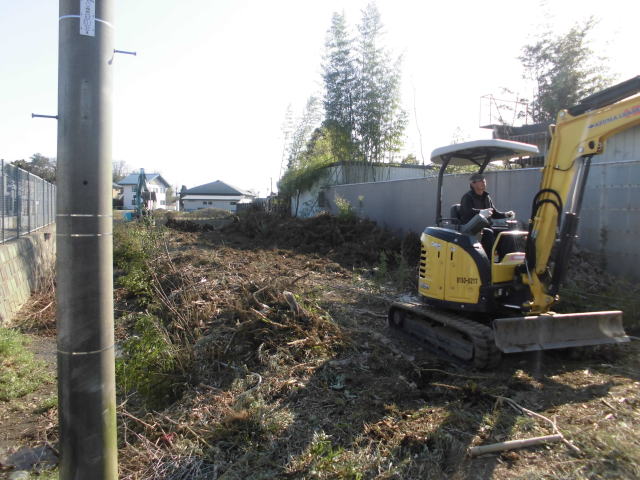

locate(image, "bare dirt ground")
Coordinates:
3 211 639 479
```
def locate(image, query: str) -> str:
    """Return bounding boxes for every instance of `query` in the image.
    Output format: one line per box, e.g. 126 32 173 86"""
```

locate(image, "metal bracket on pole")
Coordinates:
32 113 59 120
109 49 137 64
114 49 136 56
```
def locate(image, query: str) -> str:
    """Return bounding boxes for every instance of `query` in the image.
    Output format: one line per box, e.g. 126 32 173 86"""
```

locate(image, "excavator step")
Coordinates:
493 310 629 353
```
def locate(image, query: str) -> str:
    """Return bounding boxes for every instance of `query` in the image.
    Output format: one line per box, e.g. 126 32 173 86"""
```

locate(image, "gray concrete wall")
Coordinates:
325 168 542 235
579 160 640 274
0 225 56 326
292 163 433 218
324 161 640 281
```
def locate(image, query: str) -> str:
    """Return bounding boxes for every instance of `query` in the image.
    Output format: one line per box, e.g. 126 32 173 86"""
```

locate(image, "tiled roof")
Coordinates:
185 180 253 196
182 195 243 201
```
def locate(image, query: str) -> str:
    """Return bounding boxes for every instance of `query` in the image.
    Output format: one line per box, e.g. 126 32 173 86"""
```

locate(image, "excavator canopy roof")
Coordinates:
430 139 539 166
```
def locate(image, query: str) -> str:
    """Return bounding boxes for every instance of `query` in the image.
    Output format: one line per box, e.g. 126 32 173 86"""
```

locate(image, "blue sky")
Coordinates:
0 0 636 195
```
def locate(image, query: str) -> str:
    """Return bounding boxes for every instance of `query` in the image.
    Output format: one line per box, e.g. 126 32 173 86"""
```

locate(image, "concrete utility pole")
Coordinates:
56 0 117 478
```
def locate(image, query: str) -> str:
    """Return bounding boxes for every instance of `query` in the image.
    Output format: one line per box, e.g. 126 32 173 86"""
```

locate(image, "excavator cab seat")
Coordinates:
439 204 463 229
449 204 462 225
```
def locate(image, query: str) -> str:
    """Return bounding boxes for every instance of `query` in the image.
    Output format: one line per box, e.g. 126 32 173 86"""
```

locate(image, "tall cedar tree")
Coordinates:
322 4 406 166
280 3 407 197
322 12 357 163
520 18 611 124
354 3 406 165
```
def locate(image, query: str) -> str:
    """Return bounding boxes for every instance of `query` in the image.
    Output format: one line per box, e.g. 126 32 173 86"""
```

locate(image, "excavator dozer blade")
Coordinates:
493 310 629 353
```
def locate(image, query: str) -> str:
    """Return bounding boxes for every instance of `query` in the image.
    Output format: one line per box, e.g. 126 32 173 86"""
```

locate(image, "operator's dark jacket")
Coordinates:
459 190 507 224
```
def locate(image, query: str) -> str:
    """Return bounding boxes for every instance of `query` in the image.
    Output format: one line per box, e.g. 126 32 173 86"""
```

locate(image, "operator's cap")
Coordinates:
469 173 485 183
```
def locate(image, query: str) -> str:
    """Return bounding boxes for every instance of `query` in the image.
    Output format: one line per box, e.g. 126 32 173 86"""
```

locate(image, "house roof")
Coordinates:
117 172 171 188
184 180 254 196
182 195 244 201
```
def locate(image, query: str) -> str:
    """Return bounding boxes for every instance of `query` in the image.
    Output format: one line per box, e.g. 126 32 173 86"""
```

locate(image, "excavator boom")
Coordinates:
525 76 640 313
497 78 640 352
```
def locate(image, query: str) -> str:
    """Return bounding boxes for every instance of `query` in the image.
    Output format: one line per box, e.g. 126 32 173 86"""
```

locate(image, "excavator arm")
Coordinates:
524 76 640 313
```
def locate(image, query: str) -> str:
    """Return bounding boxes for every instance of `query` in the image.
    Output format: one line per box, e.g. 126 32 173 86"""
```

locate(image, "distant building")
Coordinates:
181 180 256 213
117 172 171 210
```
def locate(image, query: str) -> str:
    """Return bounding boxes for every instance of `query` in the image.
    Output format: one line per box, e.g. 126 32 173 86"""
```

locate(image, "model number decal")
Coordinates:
457 277 478 285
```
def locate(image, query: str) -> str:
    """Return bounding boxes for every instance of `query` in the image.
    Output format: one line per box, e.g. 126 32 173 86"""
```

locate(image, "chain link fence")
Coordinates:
1 160 56 244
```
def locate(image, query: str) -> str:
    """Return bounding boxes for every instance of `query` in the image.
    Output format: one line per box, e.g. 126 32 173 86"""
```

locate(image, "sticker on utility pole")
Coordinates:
80 0 96 36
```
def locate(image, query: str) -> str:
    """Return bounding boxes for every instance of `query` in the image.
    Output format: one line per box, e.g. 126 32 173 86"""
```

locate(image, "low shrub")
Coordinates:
116 314 190 409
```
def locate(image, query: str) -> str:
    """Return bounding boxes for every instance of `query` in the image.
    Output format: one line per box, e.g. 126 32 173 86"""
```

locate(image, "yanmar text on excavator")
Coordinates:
389 76 640 368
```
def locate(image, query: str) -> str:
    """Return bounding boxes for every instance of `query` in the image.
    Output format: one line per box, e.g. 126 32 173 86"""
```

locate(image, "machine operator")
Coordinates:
460 173 514 257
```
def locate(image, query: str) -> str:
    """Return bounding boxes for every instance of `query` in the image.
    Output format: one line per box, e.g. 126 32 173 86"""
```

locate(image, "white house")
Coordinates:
181 180 255 213
117 172 171 210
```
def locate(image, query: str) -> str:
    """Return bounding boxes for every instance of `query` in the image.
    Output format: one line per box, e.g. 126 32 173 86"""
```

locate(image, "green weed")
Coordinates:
373 251 389 284
0 328 51 401
115 314 189 409
34 393 58 414
335 195 356 221
373 250 415 291
513 414 537 433
307 432 363 479
118 266 154 301
310 433 344 462
113 223 160 304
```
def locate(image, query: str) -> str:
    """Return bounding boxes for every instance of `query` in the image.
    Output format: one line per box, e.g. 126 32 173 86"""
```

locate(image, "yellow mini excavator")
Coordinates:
389 76 640 367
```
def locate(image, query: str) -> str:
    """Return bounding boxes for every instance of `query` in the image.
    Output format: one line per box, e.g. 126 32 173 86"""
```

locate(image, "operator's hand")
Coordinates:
505 210 515 218
479 208 493 218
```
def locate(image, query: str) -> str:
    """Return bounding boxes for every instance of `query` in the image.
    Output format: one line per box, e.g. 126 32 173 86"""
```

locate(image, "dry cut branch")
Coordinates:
468 434 563 457
487 395 582 456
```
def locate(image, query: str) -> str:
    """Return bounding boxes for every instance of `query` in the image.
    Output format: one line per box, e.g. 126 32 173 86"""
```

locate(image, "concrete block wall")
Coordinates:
0 225 56 326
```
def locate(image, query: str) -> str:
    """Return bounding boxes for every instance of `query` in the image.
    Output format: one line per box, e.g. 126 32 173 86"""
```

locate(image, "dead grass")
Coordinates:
107 213 640 479
5 212 639 479
12 269 56 336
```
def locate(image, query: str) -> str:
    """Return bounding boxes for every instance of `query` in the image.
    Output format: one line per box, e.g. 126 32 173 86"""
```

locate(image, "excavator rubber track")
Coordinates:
388 301 501 369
